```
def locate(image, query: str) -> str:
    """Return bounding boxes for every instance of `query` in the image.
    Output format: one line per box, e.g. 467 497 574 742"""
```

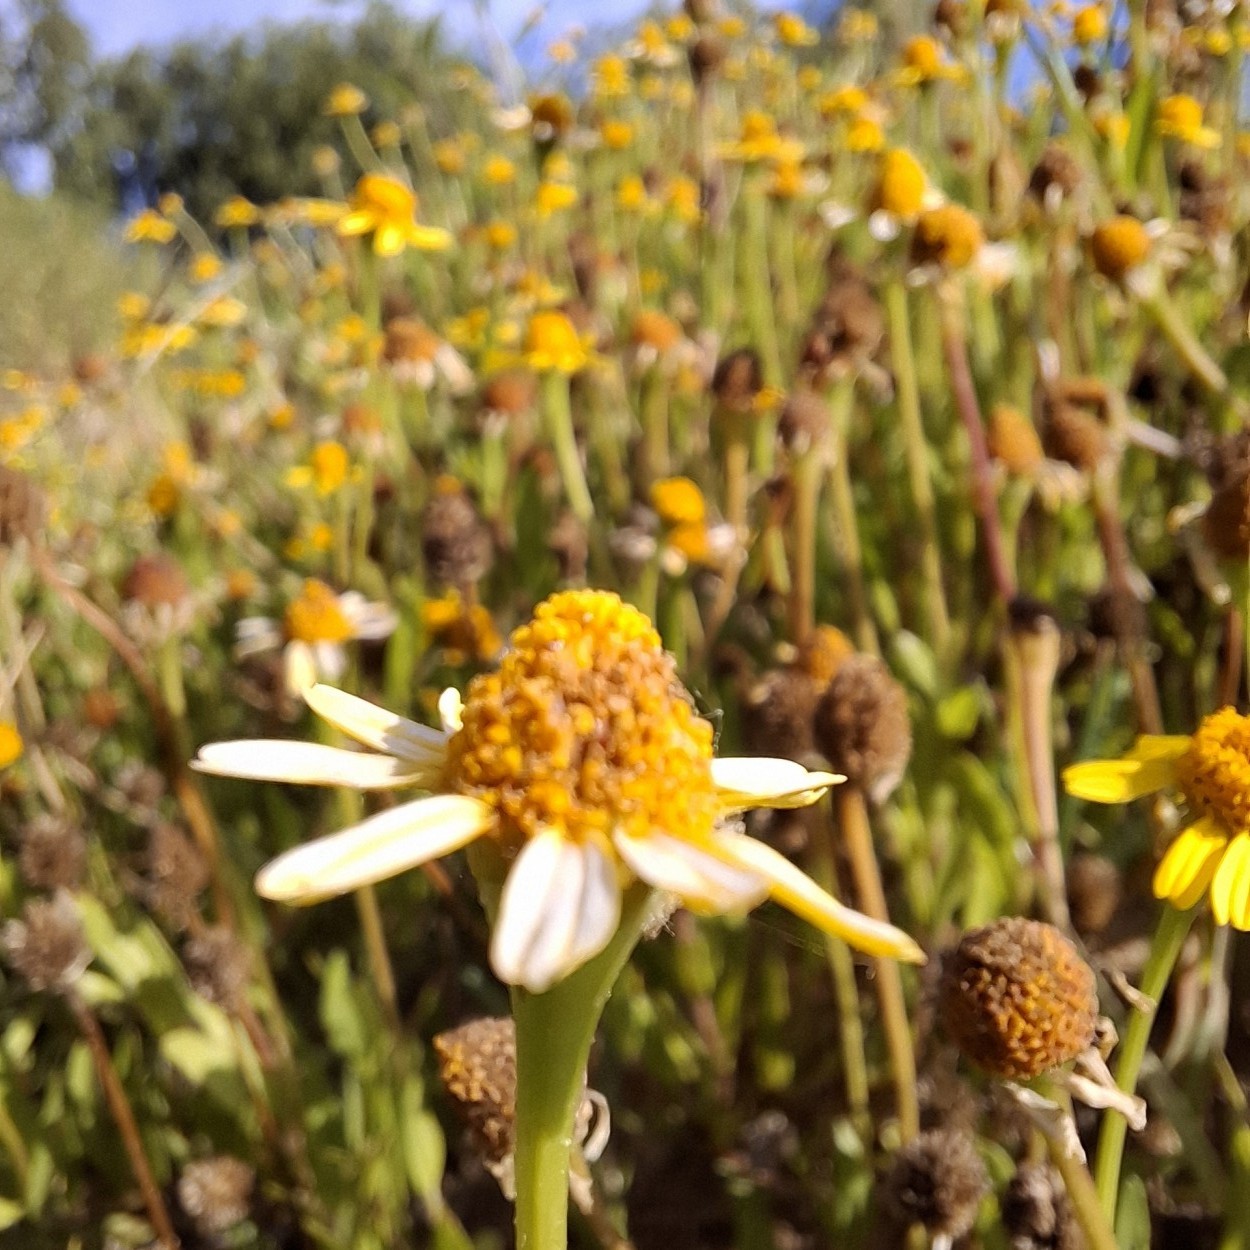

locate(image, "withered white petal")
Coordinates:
303 683 447 762
613 829 768 913
255 794 494 902
711 757 843 811
715 831 926 963
193 739 433 789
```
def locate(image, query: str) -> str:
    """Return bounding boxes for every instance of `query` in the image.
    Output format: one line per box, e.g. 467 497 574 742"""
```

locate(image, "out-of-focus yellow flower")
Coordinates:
600 119 635 150
269 402 296 430
775 12 818 46
286 440 351 495
534 181 579 217
631 19 677 65
199 296 247 329
171 367 247 399
215 196 260 229
371 120 402 148
719 15 746 38
820 84 869 118
911 204 985 269
1071 4 1107 45
1089 215 1151 283
846 116 885 152
117 291 151 321
593 54 630 97
651 476 706 527
769 159 807 200
422 592 503 664
274 197 347 228
324 82 368 116
547 38 577 64
125 210 177 245
311 145 341 178
1156 94 1219 148
337 174 453 256
895 35 964 86
523 310 591 374
483 155 516 185
434 139 467 174
838 8 878 41
189 253 223 283
616 175 655 213
1093 109 1131 148
484 220 517 250
666 176 701 224
719 111 802 164
0 722 22 770
158 192 183 216
869 148 928 221
120 321 197 359
666 13 695 41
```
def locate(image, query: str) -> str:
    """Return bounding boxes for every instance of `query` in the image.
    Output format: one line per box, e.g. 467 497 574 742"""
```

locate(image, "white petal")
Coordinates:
193 739 434 788
313 641 347 681
613 830 768 914
711 757 844 811
283 641 318 694
490 832 619 992
714 831 925 963
438 687 464 734
255 794 494 902
303 684 448 764
341 596 398 640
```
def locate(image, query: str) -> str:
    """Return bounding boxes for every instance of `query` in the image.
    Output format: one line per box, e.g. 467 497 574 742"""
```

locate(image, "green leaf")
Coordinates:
936 685 983 741
402 1084 446 1205
319 950 369 1059
1115 1173 1152 1250
890 631 937 698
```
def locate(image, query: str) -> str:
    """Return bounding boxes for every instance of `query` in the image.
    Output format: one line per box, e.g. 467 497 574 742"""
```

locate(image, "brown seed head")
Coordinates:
711 348 764 416
421 478 492 590
799 263 884 382
177 1156 255 1236
688 33 726 84
1028 144 1082 204
81 686 121 730
1042 401 1109 473
1066 852 1122 938
1202 475 1250 561
18 815 87 891
434 1016 517 1166
879 1127 988 1239
3 892 90 992
1001 1163 1082 1250
630 308 684 355
0 465 45 549
482 370 538 417
147 822 209 933
1090 215 1151 283
777 389 830 455
121 552 190 608
813 655 912 802
938 917 1098 1079
988 404 1045 476
932 0 968 37
184 926 252 1012
383 316 441 365
743 668 819 764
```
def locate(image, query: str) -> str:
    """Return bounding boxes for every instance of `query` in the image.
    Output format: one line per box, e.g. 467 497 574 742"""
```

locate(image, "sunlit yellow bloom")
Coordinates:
719 111 802 164
666 14 694 40
1071 4 1107 45
600 119 635 150
483 155 516 185
1089 214 1151 283
523 310 591 374
593 54 630 97
775 12 818 46
1155 94 1219 148
337 174 452 256
820 84 869 118
273 197 347 229
895 35 964 86
199 296 247 329
125 210 177 245
196 590 922 992
846 116 885 152
324 82 368 116
666 176 701 224
534 181 579 217
1064 709 1250 927
0 722 22 770
423 592 502 664
189 253 223 283
869 147 928 221
214 195 260 229
433 139 467 174
651 477 706 527
616 175 655 213
286 440 351 496
484 220 517 250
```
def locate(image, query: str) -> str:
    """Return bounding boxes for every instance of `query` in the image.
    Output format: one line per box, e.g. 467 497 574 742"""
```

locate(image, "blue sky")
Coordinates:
64 0 665 59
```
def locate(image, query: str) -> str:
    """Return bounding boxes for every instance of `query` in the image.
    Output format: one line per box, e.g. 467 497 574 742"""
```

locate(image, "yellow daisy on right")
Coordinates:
1063 709 1250 927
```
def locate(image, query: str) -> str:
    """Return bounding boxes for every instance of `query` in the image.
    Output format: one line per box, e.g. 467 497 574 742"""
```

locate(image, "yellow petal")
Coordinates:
1153 818 1227 910
1062 755 1178 803
1126 735 1191 762
408 224 454 251
1210 832 1250 928
373 222 407 257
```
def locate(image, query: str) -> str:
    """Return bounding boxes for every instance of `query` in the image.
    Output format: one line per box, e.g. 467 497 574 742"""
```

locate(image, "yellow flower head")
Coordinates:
895 35 962 85
534 181 579 217
337 174 453 257
325 82 368 116
0 721 23 770
284 580 355 644
911 203 984 269
870 148 928 220
1071 4 1107 45
651 477 706 527
215 196 261 229
1064 709 1250 926
523 310 590 374
593 54 630 97
600 119 635 150
483 155 516 185
371 120 402 148
1089 215 1151 283
125 210 177 245
775 12 819 46
1156 93 1219 148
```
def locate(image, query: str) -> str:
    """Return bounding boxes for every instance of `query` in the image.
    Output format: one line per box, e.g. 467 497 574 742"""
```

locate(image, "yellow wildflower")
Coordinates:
523 310 591 374
125 210 177 245
1156 94 1219 148
337 174 452 257
0 722 22 770
324 82 368 116
215 196 261 229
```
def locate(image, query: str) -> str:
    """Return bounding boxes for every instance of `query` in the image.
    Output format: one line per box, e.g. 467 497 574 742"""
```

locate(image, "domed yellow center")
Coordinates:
445 589 717 845
283 580 354 644
1175 708 1250 835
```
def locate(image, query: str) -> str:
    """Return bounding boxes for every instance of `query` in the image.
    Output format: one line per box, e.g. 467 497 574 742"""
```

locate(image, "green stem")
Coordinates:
1093 903 1196 1221
512 887 656 1250
541 371 595 526
1142 286 1228 398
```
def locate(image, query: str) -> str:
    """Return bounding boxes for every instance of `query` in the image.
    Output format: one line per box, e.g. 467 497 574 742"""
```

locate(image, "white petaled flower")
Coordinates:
198 590 924 993
235 578 397 696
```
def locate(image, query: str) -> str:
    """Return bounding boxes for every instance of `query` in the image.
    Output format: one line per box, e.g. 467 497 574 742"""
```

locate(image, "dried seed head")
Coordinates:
813 655 912 802
743 668 818 764
18 814 87 891
177 1156 255 1236
1066 852 1122 938
421 477 493 591
879 1127 988 1239
988 404 1045 477
688 33 726 85
777 389 830 455
1178 160 1229 239
938 917 1098 1079
1202 472 1250 561
911 203 985 270
1043 401 1109 473
3 892 90 992
1089 215 1151 283
711 348 764 415
383 316 441 366
1028 144 1082 204
1001 1163 1082 1250
121 552 190 609
481 369 538 417
1087 583 1148 644
146 822 209 933
932 0 968 37
0 464 45 549
631 309 684 355
548 511 588 584
799 260 884 383
184 926 252 1012
434 1016 517 1168
81 686 121 730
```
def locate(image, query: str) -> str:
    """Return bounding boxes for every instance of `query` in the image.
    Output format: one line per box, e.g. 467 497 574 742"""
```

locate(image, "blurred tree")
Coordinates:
0 0 91 173
49 1 463 219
